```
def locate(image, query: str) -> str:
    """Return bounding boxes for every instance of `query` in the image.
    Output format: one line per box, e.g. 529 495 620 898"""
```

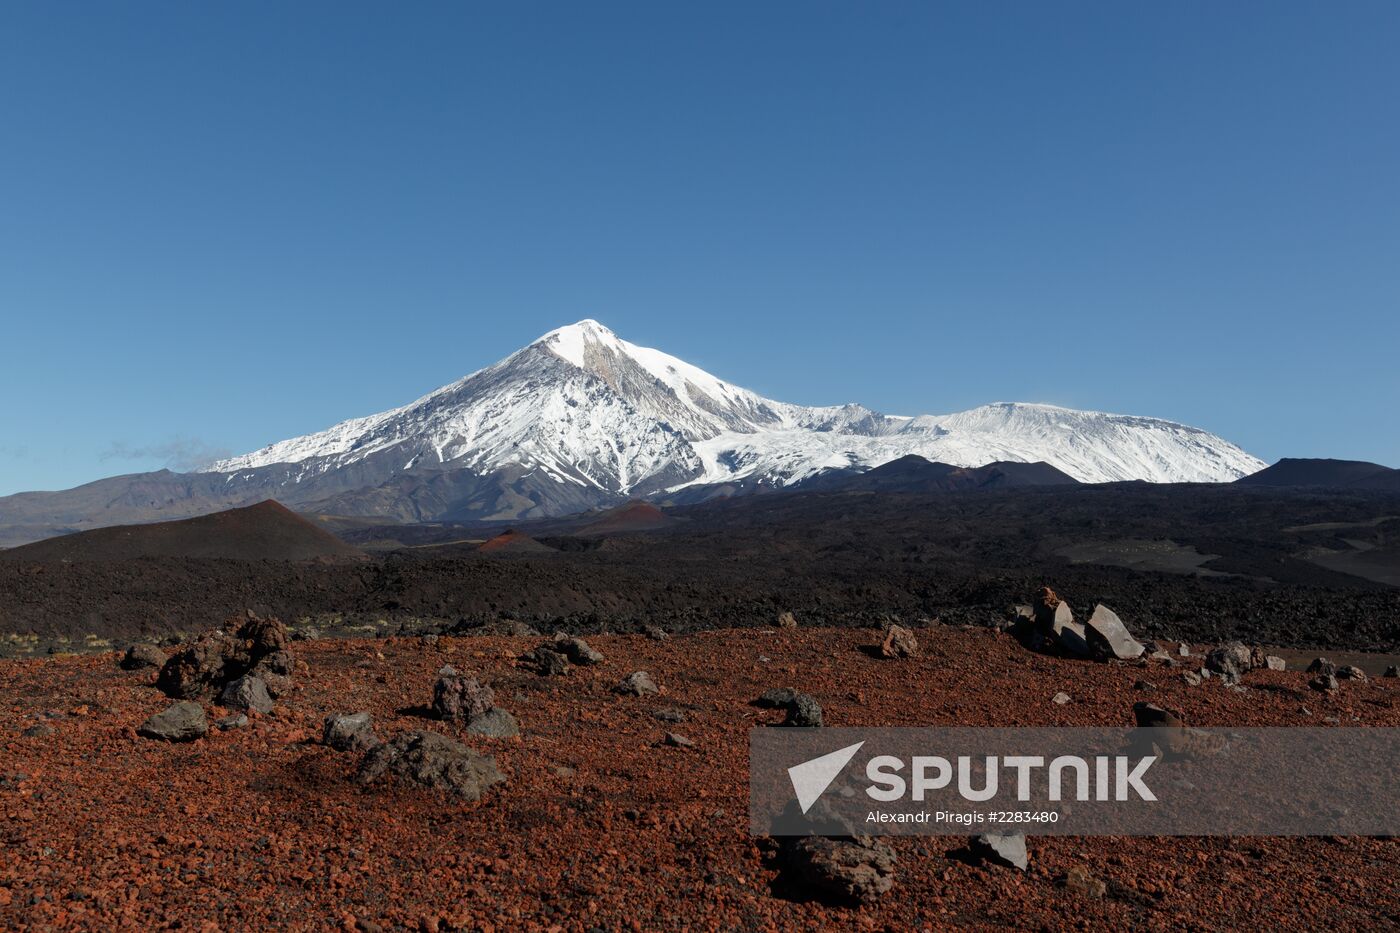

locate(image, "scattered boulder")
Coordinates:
754 688 800 708
218 675 274 714
215 714 248 731
119 644 167 671
1384 666 1398 678
1182 671 1202 686
660 732 694 748
779 836 896 904
138 701 208 742
614 671 660 696
355 731 506 802
466 707 520 739
552 634 604 665
1084 604 1145 661
971 832 1027 871
22 724 54 738
323 712 380 752
1337 666 1368 682
1064 865 1106 898
783 694 824 728
1205 642 1256 679
518 646 570 676
156 629 245 699
1133 702 1184 729
1306 658 1336 677
643 625 670 642
652 707 687 723
1034 588 1089 657
432 671 496 723
1178 644 1192 657
777 611 798 629
1052 692 1071 705
156 613 296 701
1265 656 1287 671
879 624 920 659
1310 673 1339 692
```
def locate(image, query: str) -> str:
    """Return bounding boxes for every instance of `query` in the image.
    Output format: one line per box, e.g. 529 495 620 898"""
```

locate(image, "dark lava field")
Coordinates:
2 483 1398 653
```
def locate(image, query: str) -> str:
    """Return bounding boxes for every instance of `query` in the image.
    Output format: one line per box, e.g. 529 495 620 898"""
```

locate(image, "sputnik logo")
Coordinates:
788 741 865 814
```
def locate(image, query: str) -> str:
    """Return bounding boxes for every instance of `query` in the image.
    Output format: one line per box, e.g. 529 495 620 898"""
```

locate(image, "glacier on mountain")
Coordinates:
205 320 1265 495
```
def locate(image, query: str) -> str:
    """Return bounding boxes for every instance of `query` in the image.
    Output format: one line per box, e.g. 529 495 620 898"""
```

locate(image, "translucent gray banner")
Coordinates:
749 727 1400 836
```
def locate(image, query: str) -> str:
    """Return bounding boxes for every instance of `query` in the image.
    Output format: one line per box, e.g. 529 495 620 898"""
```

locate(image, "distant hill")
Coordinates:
476 530 555 554
797 455 1080 493
1237 458 1398 489
0 500 367 563
576 501 673 535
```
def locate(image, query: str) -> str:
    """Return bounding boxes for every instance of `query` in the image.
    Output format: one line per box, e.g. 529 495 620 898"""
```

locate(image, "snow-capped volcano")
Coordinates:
204 320 1263 508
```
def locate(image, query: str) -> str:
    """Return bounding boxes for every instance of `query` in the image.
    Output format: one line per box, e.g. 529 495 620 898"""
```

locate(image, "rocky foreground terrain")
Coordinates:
2 616 1398 931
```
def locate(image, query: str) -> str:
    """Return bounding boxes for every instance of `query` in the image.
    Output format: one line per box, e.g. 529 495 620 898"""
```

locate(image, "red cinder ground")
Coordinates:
1 626 1397 931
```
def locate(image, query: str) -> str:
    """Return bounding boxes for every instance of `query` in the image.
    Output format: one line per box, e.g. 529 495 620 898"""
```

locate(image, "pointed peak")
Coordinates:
534 319 624 367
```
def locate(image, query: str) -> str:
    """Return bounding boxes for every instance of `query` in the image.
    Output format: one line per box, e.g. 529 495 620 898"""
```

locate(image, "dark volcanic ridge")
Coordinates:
0 500 367 564
2 483 1398 653
796 455 1080 493
1237 457 1400 489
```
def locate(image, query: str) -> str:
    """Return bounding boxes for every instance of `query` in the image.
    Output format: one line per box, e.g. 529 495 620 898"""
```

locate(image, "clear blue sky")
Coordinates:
2 2 1397 495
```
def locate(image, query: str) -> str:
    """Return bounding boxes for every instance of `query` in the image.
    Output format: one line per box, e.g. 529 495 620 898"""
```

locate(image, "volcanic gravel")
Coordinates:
2 626 1398 930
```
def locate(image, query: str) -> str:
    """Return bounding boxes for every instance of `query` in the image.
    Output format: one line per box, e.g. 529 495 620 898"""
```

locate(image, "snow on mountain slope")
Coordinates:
204 320 1264 495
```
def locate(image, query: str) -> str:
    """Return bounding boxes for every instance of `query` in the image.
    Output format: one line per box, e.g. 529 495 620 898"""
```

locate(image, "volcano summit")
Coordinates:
0 321 1263 543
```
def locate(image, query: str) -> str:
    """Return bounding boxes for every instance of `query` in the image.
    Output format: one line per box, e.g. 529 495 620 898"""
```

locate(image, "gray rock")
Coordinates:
1384 666 1398 678
780 836 896 904
783 694 824 728
432 672 495 723
1084 604 1145 660
1337 665 1368 682
1052 692 1071 705
465 707 520 738
22 724 53 738
1182 671 1202 686
660 732 694 748
613 671 660 696
971 832 1028 871
1178 644 1192 657
652 707 688 723
119 644 168 671
1039 599 1090 657
218 675 274 714
355 731 506 802
552 634 604 665
138 701 208 742
1205 642 1255 678
643 625 670 642
777 611 798 629
1265 656 1287 671
1306 658 1336 677
323 712 379 751
1309 673 1339 692
216 714 249 730
754 688 800 708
